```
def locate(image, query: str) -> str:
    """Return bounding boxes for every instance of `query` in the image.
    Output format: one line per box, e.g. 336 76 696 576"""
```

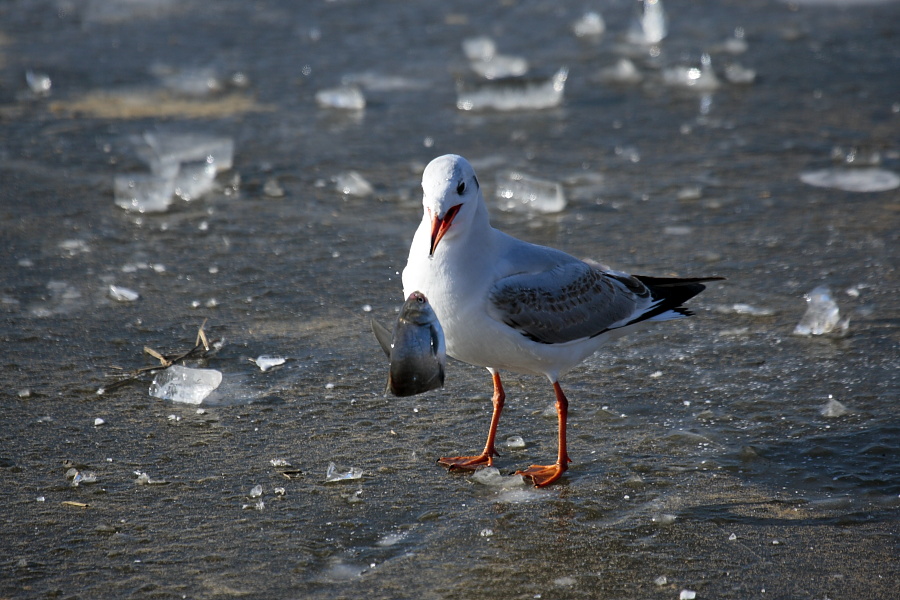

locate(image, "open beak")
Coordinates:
429 204 461 257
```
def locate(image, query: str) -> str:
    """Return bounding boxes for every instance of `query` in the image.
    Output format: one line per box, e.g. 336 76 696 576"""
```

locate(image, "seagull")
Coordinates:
402 154 723 487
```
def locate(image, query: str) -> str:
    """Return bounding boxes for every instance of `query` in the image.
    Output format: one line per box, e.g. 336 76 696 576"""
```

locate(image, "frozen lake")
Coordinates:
1 0 898 598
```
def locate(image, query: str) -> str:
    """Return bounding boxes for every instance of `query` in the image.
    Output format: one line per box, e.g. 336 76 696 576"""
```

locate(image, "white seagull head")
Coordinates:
421 154 483 257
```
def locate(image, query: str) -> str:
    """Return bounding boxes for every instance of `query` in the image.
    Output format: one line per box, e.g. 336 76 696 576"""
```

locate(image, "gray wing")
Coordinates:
487 261 653 344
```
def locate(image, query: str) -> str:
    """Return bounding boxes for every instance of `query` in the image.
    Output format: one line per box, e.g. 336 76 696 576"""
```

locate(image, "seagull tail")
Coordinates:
630 276 726 324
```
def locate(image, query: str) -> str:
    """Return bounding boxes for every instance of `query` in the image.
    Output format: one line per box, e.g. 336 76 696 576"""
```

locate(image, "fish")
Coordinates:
372 291 446 397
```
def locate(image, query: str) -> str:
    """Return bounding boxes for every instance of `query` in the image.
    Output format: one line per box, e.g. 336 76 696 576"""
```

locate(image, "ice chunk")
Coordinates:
505 435 526 449
108 285 139 302
793 286 843 336
325 462 363 483
680 591 697 600
662 54 720 91
334 171 374 196
149 365 223 404
714 303 775 317
94 417 106 426
114 174 175 213
263 177 285 198
249 484 263 498
495 171 567 214
471 467 526 489
724 63 757 84
821 396 848 418
156 66 223 97
597 59 643 84
316 85 366 110
139 132 234 174
462 36 496 62
629 0 667 45
573 12 606 37
457 67 567 111
25 70 52 96
173 161 217 201
252 355 286 372
799 168 900 193
270 458 292 467
71 471 98 487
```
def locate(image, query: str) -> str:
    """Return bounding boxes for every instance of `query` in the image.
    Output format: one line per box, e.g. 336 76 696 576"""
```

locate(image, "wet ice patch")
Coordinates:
149 365 223 404
800 168 900 192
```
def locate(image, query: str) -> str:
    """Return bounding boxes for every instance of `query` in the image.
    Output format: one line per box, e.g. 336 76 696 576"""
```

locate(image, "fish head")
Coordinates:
399 291 439 326
421 154 483 257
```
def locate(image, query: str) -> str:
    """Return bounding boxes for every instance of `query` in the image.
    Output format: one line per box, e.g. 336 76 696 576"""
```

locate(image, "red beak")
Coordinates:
429 204 461 257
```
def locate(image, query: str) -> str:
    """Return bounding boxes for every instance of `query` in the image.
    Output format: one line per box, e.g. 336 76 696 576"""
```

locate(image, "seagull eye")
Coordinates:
456 181 466 195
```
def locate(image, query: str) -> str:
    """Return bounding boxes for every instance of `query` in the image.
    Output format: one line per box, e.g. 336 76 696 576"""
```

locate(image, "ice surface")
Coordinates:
821 396 848 418
495 170 567 214
457 67 567 111
114 173 175 213
315 85 366 110
108 285 139 302
793 285 843 336
253 355 286 372
334 171 374 196
149 365 223 404
325 462 363 483
573 12 606 37
800 168 900 192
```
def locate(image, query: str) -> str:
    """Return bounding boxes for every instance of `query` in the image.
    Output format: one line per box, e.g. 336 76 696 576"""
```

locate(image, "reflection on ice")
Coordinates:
149 365 223 404
793 285 846 336
457 68 567 111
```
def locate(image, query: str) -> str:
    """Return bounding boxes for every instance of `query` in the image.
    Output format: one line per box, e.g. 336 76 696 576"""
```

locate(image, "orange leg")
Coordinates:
438 371 505 471
516 381 571 487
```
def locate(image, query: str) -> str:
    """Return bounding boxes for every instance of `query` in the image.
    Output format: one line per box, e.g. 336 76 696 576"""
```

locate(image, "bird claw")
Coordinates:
438 454 494 471
515 463 567 487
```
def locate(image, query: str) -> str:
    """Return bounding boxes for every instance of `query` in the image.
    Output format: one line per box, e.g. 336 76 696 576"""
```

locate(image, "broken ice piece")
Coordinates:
662 54 720 91
114 173 175 213
252 355 286 372
334 171 374 196
270 458 292 467
504 435 526 449
93 417 106 426
149 365 223 404
456 67 567 112
249 484 263 498
799 168 900 193
471 467 526 489
140 132 234 174
793 285 843 336
820 396 848 418
573 12 606 37
25 70 52 96
315 85 366 110
680 591 697 600
325 462 363 483
597 59 643 84
629 0 667 45
134 470 167 485
108 285 139 302
174 161 217 201
71 471 98 487
495 171 567 214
